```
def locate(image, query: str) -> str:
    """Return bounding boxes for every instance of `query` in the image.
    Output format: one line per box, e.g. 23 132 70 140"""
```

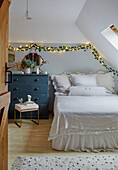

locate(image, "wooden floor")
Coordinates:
8 114 61 169
8 113 118 170
8 113 86 169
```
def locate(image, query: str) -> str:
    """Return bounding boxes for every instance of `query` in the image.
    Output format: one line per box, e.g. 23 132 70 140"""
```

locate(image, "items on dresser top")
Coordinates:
14 103 39 128
8 74 49 119
12 71 24 74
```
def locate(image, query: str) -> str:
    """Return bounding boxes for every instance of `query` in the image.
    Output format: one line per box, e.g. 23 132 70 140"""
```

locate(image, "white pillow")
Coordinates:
70 74 97 86
70 71 116 93
96 72 115 93
51 74 71 92
69 86 111 96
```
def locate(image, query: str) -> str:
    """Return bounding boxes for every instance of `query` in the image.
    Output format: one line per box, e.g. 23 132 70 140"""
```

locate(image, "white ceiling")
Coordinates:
10 0 86 23
9 0 87 43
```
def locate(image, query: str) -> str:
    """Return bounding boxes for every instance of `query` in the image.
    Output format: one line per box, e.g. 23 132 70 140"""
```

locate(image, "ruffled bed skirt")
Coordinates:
52 132 118 152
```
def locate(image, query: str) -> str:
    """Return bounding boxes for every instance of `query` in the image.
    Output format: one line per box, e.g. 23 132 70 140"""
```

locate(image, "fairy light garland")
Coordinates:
8 43 118 76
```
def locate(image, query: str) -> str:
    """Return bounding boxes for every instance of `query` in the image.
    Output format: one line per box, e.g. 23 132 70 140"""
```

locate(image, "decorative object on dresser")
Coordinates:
25 67 31 74
8 74 49 119
20 52 48 74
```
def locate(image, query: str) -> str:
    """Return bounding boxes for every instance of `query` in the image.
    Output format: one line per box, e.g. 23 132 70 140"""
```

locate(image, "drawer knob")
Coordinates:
35 78 39 81
13 87 19 91
14 97 19 101
34 98 39 101
14 78 18 81
35 88 39 91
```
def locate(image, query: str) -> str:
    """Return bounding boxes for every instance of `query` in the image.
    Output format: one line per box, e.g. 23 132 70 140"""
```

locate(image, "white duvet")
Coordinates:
48 95 118 151
57 95 118 115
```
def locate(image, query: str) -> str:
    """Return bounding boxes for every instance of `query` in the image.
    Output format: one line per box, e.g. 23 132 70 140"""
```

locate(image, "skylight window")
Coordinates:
101 24 118 50
110 25 118 35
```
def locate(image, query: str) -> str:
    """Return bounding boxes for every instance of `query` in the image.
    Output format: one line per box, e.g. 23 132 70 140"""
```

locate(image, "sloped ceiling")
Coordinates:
9 0 87 43
76 0 118 69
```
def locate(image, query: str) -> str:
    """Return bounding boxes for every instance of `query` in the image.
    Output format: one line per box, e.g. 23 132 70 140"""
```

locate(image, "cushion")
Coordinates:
70 74 97 86
15 103 39 112
51 74 71 92
96 72 115 93
68 86 111 96
70 71 116 93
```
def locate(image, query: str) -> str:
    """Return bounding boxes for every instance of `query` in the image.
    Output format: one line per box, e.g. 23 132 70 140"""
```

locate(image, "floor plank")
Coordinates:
8 114 60 169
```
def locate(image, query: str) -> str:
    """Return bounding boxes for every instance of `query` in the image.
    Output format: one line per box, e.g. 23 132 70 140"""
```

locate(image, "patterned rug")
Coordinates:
11 155 118 170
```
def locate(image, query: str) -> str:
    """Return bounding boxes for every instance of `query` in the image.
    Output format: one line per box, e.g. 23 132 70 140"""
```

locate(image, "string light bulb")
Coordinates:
8 43 118 76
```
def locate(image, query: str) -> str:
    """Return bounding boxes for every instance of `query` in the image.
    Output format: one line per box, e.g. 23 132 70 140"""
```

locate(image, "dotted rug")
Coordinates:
11 155 118 170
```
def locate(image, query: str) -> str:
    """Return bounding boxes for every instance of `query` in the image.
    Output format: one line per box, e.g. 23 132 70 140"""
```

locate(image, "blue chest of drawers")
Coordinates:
8 74 49 119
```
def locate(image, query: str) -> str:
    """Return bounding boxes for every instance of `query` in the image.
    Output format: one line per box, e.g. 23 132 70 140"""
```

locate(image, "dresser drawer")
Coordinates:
10 75 48 85
32 93 48 104
11 92 48 104
9 84 48 93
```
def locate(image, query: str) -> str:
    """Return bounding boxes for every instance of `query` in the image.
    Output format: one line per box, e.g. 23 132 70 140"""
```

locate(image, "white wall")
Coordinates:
9 23 87 43
76 0 118 69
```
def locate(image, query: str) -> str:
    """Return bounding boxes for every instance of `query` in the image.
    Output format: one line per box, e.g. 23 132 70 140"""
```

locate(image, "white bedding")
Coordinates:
48 95 118 152
57 95 118 114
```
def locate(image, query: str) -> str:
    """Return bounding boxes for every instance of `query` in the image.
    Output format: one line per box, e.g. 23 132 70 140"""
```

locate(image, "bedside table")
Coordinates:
14 103 39 127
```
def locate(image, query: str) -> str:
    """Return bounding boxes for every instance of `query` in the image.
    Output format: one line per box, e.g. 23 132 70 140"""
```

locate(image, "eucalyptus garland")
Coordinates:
8 43 118 76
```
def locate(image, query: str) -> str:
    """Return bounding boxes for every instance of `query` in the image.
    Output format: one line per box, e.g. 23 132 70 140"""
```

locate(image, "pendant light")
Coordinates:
24 0 32 20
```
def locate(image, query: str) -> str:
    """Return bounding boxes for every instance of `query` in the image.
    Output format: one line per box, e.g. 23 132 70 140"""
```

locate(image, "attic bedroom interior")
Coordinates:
1 0 118 169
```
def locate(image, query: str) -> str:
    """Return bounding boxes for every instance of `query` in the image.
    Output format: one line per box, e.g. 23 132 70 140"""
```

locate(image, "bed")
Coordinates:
48 71 118 152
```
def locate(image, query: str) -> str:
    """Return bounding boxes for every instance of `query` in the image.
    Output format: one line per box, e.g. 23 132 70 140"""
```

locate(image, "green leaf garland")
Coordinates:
8 43 118 76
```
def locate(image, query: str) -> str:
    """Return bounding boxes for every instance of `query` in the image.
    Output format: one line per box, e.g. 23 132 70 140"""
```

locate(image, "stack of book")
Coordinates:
12 71 24 74
23 101 35 105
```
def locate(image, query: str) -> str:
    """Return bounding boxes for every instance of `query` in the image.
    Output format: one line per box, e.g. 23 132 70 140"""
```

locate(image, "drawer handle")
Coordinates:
34 88 39 91
14 78 19 81
34 98 39 101
5 62 12 84
35 79 39 82
13 87 19 91
14 97 19 101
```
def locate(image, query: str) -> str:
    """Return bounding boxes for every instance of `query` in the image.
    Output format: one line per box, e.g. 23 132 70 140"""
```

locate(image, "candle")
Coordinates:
37 68 39 74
